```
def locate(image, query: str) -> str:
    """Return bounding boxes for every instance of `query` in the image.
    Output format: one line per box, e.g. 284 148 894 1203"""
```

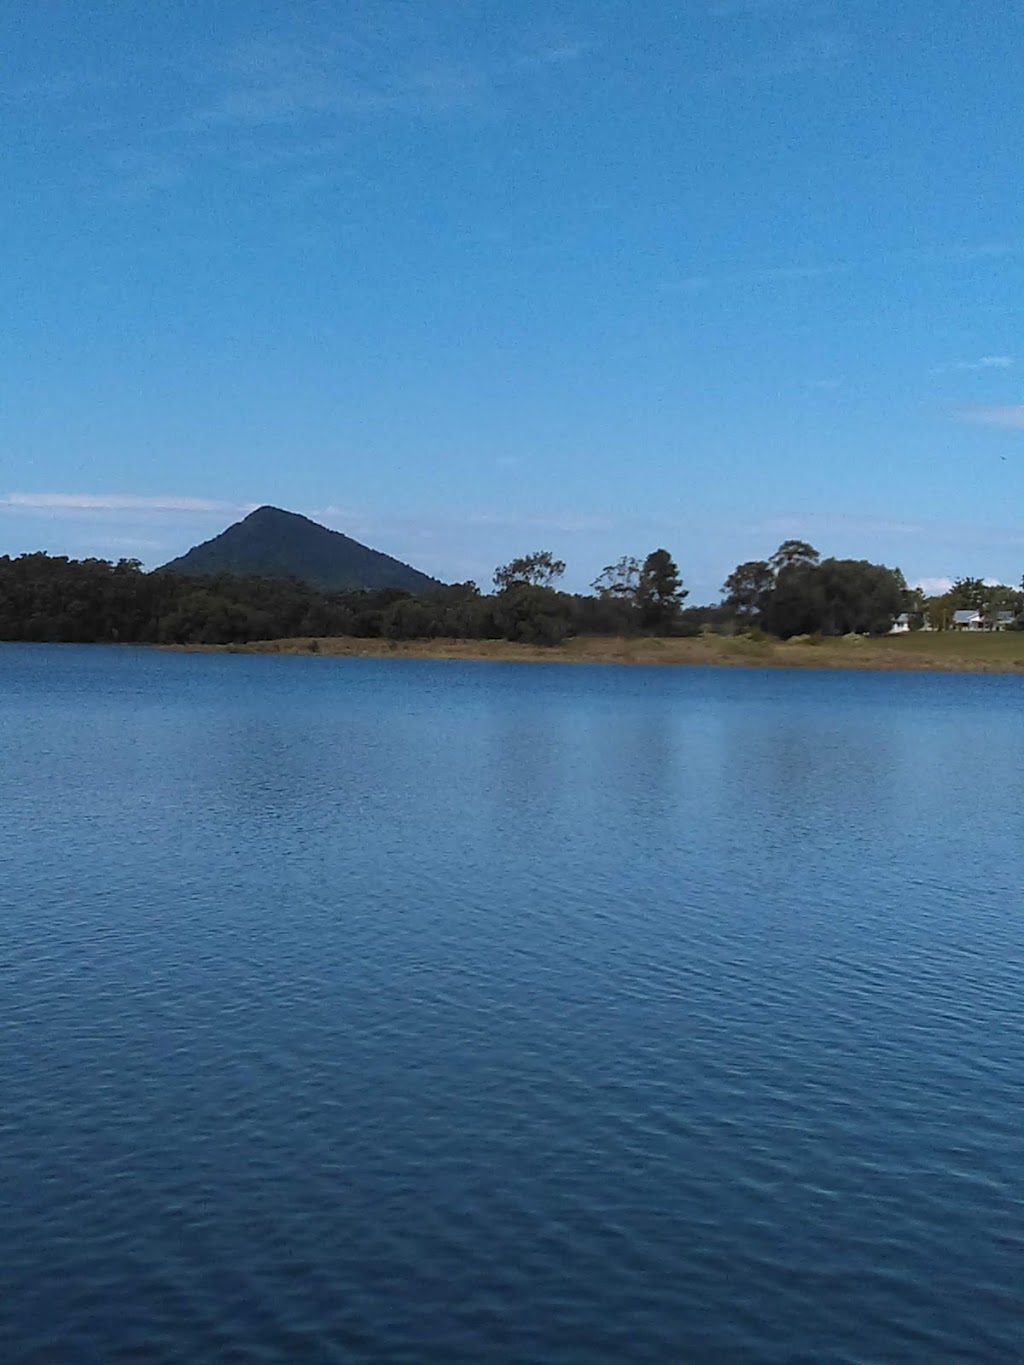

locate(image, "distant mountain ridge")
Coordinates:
160 506 440 593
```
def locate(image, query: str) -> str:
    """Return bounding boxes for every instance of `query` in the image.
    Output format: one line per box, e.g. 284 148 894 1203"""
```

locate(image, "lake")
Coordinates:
2 643 1022 1363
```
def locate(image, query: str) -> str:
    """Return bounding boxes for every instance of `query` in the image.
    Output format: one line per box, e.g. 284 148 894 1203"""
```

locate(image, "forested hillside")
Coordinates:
161 505 439 593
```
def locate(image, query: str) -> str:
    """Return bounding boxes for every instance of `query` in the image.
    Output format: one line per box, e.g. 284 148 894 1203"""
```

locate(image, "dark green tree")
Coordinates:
493 551 566 591
637 549 687 631
948 577 988 610
428 582 491 638
757 556 906 637
382 596 438 640
815 559 907 635
491 583 572 645
977 583 1021 627
769 540 820 573
722 560 774 624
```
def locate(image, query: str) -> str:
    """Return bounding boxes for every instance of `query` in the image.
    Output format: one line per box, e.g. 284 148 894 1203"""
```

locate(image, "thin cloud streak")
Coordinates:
697 30 852 87
743 510 1024 547
954 407 1024 430
900 240 1024 265
0 72 111 104
182 22 587 135
664 262 849 292
311 505 615 540
667 240 1024 296
90 22 588 199
0 493 259 514
707 0 812 13
936 355 1013 374
749 513 929 540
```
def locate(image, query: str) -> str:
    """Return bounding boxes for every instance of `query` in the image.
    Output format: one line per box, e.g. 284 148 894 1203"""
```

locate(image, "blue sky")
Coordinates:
3 0 1023 598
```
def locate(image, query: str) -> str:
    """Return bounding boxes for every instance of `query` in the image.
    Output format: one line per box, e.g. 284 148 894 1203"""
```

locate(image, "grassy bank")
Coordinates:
168 631 1024 672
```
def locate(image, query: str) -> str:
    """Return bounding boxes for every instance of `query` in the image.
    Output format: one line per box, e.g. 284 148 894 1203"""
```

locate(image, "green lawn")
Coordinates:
866 630 1024 663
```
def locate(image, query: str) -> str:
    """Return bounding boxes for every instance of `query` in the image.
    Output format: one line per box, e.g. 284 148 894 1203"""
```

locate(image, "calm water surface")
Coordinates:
2 644 1022 1363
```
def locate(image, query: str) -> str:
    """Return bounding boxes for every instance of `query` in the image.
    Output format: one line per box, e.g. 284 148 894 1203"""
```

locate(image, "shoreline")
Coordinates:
163 633 1024 673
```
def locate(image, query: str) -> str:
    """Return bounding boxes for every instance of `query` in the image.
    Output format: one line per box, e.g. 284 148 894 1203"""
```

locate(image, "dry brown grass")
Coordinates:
168 631 1024 673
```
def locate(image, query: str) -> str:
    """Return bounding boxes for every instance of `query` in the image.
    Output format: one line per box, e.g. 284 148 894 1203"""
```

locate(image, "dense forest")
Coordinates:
0 547 681 647
0 542 1017 647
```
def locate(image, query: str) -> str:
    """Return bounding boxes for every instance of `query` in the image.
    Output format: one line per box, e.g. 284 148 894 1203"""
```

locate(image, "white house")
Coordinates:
951 608 1017 631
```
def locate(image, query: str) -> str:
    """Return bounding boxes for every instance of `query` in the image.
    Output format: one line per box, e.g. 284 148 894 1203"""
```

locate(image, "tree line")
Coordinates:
0 542 1017 648
0 547 689 647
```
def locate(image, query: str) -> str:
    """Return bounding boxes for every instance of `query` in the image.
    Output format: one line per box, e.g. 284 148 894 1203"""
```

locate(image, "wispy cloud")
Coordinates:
186 40 490 130
309 505 613 540
0 72 110 105
106 150 189 200
750 513 930 540
698 29 852 86
80 20 587 199
20 15 587 201
98 536 169 552
465 511 613 534
665 237 1024 298
667 276 715 293
513 41 589 71
745 511 1024 562
760 263 848 282
915 576 1017 594
707 0 813 14
182 20 586 135
955 406 1024 429
935 355 1013 374
0 493 258 514
299 503 620 586
914 574 1012 594
915 576 955 595
901 240 1024 266
664 261 849 292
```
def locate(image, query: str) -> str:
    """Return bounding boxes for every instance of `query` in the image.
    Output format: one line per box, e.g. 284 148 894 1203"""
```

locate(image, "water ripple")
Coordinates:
2 647 1023 1363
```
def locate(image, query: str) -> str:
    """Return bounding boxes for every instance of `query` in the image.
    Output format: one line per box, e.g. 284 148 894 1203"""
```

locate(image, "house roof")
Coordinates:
894 613 911 623
952 609 980 623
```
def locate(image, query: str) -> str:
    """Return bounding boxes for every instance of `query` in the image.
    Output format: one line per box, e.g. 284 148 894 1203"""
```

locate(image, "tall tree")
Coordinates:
637 549 687 631
591 556 641 602
722 560 774 623
493 550 566 591
948 577 988 611
757 541 823 636
769 540 820 573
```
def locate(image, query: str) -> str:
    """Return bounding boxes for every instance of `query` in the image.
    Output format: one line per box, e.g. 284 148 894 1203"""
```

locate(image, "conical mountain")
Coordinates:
160 506 440 593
